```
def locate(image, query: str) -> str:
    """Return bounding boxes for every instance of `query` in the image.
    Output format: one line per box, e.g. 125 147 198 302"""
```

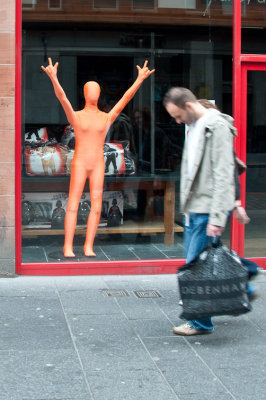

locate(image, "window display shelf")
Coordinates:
22 175 181 245
22 220 183 242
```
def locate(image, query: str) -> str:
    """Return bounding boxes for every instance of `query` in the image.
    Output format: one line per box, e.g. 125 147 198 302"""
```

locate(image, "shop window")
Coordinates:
21 45 186 263
48 0 62 9
22 0 36 9
21 4 240 265
93 0 117 9
157 0 196 9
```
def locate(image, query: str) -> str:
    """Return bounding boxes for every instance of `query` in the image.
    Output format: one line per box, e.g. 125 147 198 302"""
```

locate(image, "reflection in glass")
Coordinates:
245 71 266 257
21 1 250 264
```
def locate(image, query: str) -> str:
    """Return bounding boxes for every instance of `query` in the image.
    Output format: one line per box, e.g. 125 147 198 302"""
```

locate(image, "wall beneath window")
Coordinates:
0 0 16 273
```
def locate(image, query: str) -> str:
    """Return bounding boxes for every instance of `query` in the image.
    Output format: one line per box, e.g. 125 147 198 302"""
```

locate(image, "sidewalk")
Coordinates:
0 272 265 400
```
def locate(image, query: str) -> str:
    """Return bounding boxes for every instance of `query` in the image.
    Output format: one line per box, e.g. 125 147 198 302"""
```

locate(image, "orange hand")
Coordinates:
41 57 59 81
136 60 155 81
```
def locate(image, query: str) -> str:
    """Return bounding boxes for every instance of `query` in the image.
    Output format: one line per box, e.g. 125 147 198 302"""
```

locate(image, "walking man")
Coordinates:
163 87 236 335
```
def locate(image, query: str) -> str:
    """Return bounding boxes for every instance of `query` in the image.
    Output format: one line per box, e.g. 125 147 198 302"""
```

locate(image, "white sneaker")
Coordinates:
172 323 213 336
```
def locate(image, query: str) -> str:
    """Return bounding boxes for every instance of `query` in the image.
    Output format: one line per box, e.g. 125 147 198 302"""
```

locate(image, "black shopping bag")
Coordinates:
177 241 252 320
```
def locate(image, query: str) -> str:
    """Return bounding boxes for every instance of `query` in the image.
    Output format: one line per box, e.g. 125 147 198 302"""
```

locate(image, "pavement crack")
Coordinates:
54 280 95 400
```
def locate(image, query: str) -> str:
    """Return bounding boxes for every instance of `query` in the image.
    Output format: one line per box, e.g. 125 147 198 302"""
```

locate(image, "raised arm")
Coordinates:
108 60 155 125
41 57 76 125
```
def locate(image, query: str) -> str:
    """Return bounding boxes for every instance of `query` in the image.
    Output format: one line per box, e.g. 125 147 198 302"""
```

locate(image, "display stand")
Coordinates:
22 174 183 246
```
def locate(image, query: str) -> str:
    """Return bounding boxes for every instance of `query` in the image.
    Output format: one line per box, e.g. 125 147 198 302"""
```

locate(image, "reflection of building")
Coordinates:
1 0 266 274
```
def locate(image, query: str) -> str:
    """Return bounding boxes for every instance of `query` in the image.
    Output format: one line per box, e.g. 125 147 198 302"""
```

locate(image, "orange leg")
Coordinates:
63 161 87 257
84 161 105 257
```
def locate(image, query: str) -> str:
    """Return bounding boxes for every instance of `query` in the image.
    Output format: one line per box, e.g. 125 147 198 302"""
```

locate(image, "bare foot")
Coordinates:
84 247 96 257
63 247 75 258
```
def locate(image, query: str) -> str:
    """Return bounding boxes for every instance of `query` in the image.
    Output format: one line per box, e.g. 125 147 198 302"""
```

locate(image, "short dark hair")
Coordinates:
163 87 197 109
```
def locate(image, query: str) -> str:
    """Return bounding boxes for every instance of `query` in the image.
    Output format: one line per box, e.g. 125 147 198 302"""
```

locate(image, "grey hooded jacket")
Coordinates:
180 108 236 228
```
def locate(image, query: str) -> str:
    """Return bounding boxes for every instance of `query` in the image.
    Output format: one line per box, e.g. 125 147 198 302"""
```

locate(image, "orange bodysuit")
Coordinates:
65 100 109 257
41 58 154 257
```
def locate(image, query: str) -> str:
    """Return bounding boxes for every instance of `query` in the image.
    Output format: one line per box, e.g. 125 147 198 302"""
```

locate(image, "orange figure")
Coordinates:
41 57 155 257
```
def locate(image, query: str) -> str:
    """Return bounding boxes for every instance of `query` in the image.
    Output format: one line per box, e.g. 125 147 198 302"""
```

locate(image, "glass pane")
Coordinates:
93 0 117 9
132 0 155 9
241 0 266 54
21 0 235 24
244 70 266 258
21 49 184 263
22 0 36 9
21 1 235 264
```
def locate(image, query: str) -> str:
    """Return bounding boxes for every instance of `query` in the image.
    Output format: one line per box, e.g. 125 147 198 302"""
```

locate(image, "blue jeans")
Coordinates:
184 213 214 332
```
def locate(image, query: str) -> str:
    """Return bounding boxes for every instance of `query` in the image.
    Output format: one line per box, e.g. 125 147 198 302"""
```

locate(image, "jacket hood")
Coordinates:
205 108 237 137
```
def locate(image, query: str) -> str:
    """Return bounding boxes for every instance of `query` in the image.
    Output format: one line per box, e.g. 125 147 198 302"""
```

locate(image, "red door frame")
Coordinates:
231 0 266 268
239 59 266 269
15 0 266 275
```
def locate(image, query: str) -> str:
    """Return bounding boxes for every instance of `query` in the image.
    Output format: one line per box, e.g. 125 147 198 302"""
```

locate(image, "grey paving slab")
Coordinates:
245 288 266 330
178 395 234 400
0 273 265 400
55 276 108 292
115 295 168 320
141 337 231 396
111 274 179 291
0 349 92 400
0 312 72 351
129 317 174 338
152 288 181 312
0 284 58 298
77 338 154 372
186 317 266 370
102 276 150 291
166 314 266 400
58 290 122 315
0 276 56 295
213 367 266 400
69 314 137 346
141 275 179 290
86 369 179 400
0 295 63 318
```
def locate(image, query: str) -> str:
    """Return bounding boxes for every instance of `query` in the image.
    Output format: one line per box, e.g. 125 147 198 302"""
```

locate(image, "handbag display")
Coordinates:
177 241 252 320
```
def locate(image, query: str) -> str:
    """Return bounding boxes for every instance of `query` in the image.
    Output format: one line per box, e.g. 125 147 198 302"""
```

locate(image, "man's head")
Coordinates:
163 87 206 125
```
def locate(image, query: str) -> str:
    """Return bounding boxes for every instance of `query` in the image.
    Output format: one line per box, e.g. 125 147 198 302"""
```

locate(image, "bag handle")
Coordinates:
211 237 222 248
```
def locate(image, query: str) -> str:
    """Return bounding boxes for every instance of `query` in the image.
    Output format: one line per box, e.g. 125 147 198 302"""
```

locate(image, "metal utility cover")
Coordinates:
101 289 130 297
133 290 162 298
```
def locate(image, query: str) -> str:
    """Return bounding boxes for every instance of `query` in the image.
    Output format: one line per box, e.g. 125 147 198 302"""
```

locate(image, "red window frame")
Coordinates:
15 0 266 274
15 2 183 275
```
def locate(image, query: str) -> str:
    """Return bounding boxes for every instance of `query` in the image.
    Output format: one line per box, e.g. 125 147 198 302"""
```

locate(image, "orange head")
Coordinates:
83 81 101 105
